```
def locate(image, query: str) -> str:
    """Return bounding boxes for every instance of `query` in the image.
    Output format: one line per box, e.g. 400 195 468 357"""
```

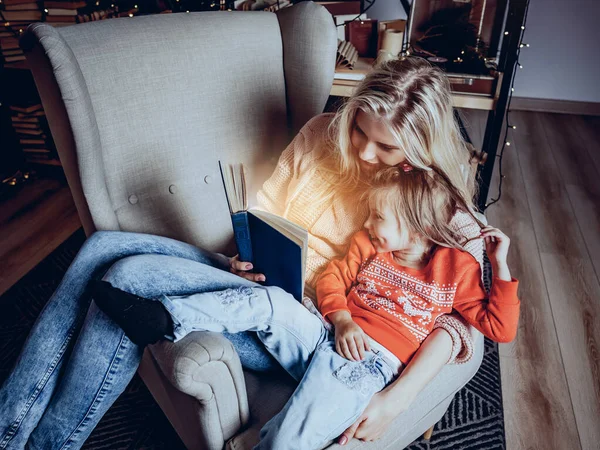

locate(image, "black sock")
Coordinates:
90 280 173 347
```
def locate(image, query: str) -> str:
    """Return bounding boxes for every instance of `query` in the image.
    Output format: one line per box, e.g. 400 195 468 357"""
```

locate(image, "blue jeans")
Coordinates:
0 231 278 450
161 285 397 450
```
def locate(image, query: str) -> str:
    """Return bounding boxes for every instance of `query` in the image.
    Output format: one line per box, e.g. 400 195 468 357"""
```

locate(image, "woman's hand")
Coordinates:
338 388 414 445
338 327 454 445
329 311 370 361
229 255 266 282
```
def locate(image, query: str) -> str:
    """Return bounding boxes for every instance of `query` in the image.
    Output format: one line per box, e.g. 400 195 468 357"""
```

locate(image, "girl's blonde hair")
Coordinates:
315 57 477 211
368 167 478 250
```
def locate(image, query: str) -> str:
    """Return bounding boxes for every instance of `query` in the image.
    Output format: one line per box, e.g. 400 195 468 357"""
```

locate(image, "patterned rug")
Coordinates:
0 230 506 449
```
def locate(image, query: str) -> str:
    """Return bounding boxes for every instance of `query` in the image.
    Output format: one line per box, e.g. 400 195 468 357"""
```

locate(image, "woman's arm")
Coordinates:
338 328 453 445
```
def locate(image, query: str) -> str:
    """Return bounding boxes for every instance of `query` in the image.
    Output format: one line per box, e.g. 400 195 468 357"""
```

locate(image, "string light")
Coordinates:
485 0 531 211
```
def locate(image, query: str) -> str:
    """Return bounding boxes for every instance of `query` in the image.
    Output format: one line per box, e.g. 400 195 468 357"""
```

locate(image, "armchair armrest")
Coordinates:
148 332 250 442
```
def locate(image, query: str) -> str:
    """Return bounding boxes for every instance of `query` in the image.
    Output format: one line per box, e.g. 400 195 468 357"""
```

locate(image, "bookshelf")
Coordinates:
0 0 295 176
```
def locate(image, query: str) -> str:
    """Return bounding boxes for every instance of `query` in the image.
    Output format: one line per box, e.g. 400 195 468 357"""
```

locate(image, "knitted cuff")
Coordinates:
434 315 475 364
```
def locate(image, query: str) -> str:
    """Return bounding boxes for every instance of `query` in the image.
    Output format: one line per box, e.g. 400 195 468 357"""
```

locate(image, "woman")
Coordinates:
0 57 482 449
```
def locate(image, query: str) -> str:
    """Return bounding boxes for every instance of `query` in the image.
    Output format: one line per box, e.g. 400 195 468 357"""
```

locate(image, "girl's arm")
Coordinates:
338 327 453 445
454 226 520 343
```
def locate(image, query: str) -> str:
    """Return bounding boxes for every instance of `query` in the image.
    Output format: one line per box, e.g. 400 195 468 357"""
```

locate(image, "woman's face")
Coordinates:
351 111 406 172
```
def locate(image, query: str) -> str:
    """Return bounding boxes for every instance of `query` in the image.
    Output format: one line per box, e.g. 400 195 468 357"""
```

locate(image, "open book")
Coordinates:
219 162 308 301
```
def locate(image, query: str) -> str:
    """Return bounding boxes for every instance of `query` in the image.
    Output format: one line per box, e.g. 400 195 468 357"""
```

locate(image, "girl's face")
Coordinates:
364 203 410 253
351 111 407 172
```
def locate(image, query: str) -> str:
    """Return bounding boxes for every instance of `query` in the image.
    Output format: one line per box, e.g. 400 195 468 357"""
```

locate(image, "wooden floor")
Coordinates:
1 111 599 449
460 109 600 450
0 176 81 296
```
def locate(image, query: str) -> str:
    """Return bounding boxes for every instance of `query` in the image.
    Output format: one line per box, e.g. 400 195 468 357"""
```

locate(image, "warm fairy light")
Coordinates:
504 31 509 35
134 4 138 7
521 26 525 30
44 8 49 13
519 64 523 68
129 13 133 17
512 125 517 129
506 142 511 146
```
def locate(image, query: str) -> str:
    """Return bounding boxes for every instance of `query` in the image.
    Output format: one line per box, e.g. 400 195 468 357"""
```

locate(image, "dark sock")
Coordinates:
90 280 173 347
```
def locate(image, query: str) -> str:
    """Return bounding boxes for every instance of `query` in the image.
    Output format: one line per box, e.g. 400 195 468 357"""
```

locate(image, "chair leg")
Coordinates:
423 424 435 440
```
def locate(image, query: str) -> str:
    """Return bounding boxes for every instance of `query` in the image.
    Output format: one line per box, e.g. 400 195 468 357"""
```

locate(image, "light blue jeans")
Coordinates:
0 231 279 450
161 285 397 450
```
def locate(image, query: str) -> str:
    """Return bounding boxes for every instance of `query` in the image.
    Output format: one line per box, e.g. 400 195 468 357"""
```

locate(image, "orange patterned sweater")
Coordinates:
317 230 521 364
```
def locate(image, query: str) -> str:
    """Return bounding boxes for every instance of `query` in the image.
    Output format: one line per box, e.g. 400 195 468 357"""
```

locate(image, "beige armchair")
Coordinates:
22 3 484 449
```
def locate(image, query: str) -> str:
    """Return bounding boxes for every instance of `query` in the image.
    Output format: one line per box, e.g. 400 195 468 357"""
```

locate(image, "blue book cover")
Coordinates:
220 162 307 301
229 210 306 302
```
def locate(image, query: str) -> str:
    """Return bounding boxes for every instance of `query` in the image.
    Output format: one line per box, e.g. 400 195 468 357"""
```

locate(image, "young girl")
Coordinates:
92 165 519 450
1 58 484 449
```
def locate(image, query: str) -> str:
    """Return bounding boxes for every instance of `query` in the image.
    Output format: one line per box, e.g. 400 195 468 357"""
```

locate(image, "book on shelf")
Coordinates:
0 38 21 50
1 0 37 6
4 55 27 63
4 2 39 11
11 115 40 123
16 128 44 136
0 10 42 21
46 15 77 23
22 148 52 154
20 138 47 145
44 1 88 8
46 8 80 16
336 40 358 70
25 156 62 166
9 104 43 114
219 161 308 302
2 49 24 57
11 121 39 129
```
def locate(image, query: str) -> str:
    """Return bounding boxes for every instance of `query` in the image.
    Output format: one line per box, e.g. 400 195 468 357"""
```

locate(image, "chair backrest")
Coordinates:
21 3 336 254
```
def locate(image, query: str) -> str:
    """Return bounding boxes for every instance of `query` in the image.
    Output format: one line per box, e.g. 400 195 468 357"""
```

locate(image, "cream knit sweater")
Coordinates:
257 113 483 363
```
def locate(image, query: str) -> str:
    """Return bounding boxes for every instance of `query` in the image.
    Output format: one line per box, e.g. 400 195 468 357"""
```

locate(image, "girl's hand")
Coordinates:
480 226 512 281
332 314 371 361
229 255 266 283
480 226 510 266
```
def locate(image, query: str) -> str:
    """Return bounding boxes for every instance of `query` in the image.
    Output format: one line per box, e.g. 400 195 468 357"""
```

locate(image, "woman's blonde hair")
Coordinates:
316 57 477 211
368 167 479 250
